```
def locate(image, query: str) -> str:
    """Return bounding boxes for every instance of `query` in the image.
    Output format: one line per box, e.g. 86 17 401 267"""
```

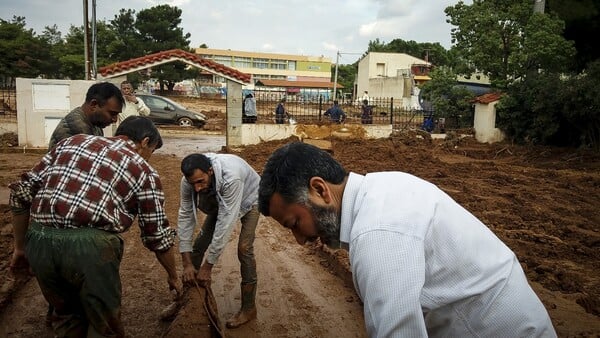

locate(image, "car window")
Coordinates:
142 96 166 110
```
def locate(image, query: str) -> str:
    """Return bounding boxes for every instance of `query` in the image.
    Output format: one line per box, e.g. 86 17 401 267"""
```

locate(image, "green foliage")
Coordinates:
496 61 600 149
2 4 192 84
331 63 357 98
0 16 56 80
547 0 600 72
420 67 475 125
366 38 451 67
445 0 575 88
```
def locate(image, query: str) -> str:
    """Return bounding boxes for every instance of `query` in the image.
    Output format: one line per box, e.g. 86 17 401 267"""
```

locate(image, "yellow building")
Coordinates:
195 47 334 88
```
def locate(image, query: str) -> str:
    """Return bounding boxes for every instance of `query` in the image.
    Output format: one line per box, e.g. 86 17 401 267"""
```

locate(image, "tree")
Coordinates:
39 25 65 78
60 21 119 79
420 66 475 127
445 0 575 88
107 9 142 61
365 38 451 67
134 5 194 91
0 16 55 81
547 0 600 72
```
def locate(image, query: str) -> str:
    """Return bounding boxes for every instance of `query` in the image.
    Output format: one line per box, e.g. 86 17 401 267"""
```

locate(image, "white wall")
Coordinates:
473 101 505 143
356 52 429 99
16 78 115 149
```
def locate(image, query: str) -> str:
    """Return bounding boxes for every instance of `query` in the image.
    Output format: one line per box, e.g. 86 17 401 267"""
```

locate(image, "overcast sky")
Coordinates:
2 0 469 64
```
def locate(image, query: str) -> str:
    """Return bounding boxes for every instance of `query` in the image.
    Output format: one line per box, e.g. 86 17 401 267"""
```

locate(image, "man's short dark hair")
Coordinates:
258 142 347 216
115 116 163 149
85 82 125 108
181 154 212 177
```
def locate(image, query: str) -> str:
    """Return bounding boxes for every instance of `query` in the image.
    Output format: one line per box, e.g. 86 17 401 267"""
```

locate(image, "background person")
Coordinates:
9 116 182 337
324 100 346 124
48 81 124 149
360 99 373 124
118 80 150 125
274 98 289 124
242 93 257 124
257 142 557 338
177 153 260 328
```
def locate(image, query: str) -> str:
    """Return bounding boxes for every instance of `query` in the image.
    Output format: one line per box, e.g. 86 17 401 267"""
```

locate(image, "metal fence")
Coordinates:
251 91 437 131
0 84 17 117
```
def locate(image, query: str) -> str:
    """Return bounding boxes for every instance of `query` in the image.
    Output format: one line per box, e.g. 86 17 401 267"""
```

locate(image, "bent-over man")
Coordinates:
177 153 260 328
9 116 182 337
258 142 557 337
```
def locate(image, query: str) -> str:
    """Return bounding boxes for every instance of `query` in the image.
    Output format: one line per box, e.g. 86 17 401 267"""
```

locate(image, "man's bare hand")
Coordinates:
9 250 32 279
124 94 137 103
197 262 213 287
182 264 197 284
167 275 183 300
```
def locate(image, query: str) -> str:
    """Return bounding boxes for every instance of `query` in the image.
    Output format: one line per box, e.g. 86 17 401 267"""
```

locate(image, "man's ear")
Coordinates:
308 176 330 203
140 137 150 148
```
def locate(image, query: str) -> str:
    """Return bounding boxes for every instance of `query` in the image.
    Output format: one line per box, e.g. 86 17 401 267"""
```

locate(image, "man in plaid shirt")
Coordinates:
9 116 182 337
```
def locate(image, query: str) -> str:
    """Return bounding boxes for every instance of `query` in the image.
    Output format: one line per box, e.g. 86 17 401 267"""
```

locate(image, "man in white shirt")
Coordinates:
258 142 557 338
118 81 150 124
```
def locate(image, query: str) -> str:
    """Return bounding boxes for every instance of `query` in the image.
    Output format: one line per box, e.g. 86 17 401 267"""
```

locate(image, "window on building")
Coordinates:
288 61 296 71
234 57 252 68
253 58 269 69
271 75 286 80
377 63 386 76
270 60 287 69
214 56 232 67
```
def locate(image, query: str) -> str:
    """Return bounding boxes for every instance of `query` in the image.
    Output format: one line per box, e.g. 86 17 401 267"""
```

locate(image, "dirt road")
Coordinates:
0 147 365 338
1 112 600 336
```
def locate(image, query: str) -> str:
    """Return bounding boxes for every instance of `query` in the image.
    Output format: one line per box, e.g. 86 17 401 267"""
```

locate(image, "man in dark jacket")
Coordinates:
324 100 346 124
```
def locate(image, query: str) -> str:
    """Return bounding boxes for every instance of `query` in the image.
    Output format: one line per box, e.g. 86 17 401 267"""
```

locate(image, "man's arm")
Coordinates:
9 211 31 276
352 231 427 337
177 177 198 282
135 97 151 116
204 180 244 264
154 246 182 296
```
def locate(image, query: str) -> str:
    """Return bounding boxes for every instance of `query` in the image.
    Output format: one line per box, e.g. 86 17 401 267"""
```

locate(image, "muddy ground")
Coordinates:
0 97 599 337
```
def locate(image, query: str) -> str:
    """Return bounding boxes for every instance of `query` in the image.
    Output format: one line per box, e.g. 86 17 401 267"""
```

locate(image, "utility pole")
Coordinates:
533 0 545 13
83 0 91 80
332 51 340 101
91 0 97 79
332 51 362 101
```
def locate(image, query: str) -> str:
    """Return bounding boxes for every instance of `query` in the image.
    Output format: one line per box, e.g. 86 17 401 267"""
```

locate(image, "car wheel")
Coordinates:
178 117 193 127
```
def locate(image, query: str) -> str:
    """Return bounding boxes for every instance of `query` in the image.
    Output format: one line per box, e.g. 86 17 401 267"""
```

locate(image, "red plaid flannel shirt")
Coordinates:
9 134 175 252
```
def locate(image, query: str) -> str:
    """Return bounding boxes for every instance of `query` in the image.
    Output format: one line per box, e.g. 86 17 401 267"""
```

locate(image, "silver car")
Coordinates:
137 94 207 128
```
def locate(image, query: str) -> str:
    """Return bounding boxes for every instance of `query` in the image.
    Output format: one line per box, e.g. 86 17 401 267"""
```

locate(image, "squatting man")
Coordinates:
258 142 557 337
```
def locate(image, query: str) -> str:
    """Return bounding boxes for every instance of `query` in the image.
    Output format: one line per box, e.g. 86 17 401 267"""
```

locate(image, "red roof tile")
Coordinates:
472 92 503 104
99 49 251 84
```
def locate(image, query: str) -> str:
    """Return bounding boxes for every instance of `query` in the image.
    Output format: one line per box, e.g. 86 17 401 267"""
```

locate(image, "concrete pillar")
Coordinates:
225 80 243 147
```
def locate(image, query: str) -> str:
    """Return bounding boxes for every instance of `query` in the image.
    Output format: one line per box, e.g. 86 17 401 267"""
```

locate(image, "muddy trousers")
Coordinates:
26 222 125 338
191 206 259 285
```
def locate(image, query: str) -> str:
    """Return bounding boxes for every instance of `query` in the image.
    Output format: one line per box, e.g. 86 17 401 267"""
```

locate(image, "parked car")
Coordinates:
136 94 206 128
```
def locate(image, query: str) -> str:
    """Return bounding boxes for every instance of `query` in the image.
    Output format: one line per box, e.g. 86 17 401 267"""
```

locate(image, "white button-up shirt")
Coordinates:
340 172 556 337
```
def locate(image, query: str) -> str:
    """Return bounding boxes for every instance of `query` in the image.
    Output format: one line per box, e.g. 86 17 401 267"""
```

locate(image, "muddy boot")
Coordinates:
225 283 257 328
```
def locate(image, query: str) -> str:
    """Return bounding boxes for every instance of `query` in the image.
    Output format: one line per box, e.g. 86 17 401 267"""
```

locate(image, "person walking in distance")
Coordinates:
177 153 261 328
242 93 257 124
324 100 347 124
275 97 289 124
